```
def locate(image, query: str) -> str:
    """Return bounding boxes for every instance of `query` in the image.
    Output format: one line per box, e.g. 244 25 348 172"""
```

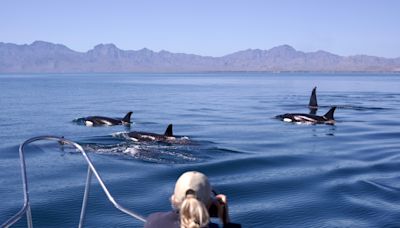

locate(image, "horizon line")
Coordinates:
2 40 399 59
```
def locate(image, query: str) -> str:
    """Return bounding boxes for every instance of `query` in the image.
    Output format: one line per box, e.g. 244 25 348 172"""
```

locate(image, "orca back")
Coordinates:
323 107 336 120
122 111 133 123
309 87 318 108
164 124 173 136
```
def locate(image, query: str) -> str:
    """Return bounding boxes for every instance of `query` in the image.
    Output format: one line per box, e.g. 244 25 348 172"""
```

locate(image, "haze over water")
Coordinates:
1 73 400 227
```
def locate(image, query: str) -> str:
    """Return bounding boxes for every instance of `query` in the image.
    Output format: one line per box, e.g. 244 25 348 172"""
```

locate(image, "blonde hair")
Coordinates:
179 194 210 228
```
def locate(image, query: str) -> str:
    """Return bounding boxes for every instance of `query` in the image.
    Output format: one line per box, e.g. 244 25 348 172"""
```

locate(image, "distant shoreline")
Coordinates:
1 41 400 73
1 71 400 76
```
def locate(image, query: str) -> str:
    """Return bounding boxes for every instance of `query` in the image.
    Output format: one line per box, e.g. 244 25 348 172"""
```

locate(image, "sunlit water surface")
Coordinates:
1 73 400 227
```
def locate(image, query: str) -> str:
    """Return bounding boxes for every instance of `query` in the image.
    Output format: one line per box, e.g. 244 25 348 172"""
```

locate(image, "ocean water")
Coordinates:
1 73 400 227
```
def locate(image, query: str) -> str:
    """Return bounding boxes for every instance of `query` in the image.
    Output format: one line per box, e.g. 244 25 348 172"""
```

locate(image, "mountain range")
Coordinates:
1 41 399 73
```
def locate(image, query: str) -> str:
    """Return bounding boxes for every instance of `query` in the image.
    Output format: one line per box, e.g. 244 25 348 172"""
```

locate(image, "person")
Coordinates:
144 171 241 228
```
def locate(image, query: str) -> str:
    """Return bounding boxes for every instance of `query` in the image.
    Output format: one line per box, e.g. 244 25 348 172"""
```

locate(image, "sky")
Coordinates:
0 0 399 58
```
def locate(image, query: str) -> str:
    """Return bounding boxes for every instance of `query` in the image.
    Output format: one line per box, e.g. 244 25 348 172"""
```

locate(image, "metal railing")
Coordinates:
1 136 146 228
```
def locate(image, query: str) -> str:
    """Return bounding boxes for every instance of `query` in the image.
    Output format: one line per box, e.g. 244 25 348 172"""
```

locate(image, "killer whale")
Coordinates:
127 124 182 142
83 111 132 126
276 107 336 125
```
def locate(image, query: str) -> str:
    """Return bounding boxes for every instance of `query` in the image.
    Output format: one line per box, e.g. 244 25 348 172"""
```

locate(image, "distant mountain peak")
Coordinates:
280 44 294 49
27 40 72 53
269 44 296 53
93 43 119 50
137 47 153 53
315 50 329 54
1 41 399 72
159 50 170 54
31 40 53 46
88 43 122 58
246 48 264 53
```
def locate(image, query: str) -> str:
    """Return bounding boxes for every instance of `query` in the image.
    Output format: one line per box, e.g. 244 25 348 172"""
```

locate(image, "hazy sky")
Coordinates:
1 0 399 57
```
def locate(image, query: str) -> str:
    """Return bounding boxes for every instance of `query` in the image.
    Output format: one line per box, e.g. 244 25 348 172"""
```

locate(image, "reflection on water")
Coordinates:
1 73 400 227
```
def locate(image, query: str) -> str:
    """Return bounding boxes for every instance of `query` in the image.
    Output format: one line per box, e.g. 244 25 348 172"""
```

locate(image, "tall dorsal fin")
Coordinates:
164 124 173 136
309 87 318 108
122 111 133 123
323 107 336 120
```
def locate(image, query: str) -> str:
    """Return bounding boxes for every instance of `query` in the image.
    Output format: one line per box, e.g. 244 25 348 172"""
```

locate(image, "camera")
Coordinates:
208 199 219 217
209 189 227 218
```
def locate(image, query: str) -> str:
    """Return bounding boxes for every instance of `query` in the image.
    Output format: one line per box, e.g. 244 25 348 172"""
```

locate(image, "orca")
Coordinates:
309 87 318 114
83 111 132 126
276 107 336 125
127 124 180 142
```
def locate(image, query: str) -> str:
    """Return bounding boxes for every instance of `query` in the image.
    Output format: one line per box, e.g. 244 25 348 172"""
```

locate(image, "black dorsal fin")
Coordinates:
164 124 173 136
323 107 336 120
122 111 133 123
309 87 318 108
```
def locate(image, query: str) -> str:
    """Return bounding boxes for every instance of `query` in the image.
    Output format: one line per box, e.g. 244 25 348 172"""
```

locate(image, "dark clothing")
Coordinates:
144 211 181 228
144 211 241 228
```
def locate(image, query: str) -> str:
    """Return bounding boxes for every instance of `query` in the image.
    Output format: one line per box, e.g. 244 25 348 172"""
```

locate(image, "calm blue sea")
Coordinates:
1 73 400 227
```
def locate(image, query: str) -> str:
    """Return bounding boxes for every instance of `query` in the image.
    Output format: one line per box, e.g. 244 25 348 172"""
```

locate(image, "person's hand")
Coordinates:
215 194 230 224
